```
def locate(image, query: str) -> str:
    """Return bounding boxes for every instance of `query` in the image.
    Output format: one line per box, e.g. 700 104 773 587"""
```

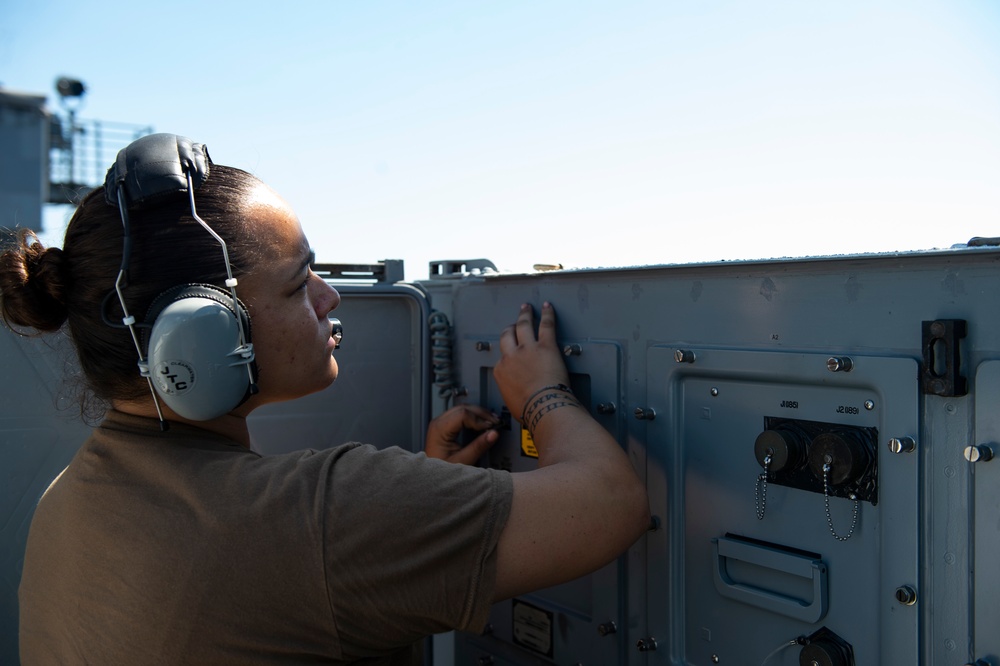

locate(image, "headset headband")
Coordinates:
104 133 210 209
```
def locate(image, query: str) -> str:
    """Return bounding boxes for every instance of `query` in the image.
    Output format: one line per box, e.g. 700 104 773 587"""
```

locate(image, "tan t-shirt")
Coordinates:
19 410 513 665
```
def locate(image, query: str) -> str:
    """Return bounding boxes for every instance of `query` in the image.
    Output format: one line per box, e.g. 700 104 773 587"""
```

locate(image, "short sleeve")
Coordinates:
318 445 513 659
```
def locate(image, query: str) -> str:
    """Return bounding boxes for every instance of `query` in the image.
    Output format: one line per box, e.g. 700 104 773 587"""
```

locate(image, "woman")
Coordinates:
2 134 649 664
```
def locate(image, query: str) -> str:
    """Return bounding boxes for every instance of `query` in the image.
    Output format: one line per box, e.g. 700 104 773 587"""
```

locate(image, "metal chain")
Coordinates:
822 463 859 541
755 454 772 520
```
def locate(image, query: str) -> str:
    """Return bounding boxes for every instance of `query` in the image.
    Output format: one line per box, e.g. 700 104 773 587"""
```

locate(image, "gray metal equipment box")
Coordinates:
3 245 999 666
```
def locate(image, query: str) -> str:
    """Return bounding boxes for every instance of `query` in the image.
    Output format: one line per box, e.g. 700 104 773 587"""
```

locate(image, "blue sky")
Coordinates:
3 1 999 279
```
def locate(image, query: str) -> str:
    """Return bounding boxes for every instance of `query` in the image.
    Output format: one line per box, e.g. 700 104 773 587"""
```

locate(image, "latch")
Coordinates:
921 319 967 396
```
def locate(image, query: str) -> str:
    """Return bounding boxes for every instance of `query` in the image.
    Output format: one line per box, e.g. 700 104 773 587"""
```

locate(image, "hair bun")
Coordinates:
0 230 71 332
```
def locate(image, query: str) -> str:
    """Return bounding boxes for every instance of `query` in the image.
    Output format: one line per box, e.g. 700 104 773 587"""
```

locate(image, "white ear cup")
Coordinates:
145 286 254 420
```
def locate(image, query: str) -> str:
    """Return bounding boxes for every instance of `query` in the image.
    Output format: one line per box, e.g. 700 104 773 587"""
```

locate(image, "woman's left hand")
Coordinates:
425 404 500 465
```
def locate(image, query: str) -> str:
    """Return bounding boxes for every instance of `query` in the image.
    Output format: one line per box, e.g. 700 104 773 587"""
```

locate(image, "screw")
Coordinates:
710 387 719 397
827 356 854 372
563 343 582 356
636 638 657 652
597 621 617 636
895 585 917 606
888 437 916 454
674 349 696 363
865 400 875 410
596 402 616 415
965 445 995 463
634 407 656 420
711 655 720 664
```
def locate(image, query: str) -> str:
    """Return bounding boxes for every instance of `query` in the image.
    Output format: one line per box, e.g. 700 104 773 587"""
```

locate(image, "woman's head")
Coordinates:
0 163 267 406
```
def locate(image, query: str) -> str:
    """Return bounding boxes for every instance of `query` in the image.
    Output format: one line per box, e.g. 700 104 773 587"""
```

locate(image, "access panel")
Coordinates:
644 349 919 666
453 338 628 666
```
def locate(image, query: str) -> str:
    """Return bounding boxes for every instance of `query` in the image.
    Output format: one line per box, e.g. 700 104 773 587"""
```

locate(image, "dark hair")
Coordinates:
0 164 264 404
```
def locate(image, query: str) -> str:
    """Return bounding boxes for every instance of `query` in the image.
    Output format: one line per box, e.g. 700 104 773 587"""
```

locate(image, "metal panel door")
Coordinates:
249 281 431 455
644 348 919 666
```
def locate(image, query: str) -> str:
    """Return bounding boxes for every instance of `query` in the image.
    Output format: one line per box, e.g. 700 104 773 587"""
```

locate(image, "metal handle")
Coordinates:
712 536 828 623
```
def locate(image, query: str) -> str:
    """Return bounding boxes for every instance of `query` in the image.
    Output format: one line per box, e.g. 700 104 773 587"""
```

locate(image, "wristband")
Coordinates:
520 383 573 424
527 399 582 436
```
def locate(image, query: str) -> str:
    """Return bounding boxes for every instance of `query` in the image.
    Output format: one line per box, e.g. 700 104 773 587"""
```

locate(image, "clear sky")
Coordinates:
3 1 999 280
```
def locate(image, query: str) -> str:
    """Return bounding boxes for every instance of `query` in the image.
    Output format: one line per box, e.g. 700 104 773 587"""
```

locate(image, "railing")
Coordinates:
48 115 153 205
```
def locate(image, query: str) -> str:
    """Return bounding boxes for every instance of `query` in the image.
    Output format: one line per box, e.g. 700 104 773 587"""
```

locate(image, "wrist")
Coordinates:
521 385 581 438
519 383 573 425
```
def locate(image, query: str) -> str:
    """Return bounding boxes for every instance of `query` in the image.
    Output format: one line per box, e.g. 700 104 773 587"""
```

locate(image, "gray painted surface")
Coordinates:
0 330 91 664
3 246 999 665
437 247 1000 666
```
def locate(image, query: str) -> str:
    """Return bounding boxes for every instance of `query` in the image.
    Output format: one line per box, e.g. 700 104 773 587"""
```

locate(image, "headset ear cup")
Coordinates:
144 284 256 421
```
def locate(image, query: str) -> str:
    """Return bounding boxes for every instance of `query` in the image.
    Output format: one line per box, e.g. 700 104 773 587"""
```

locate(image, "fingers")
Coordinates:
460 404 500 430
536 302 556 345
499 304 532 354
446 429 499 466
425 404 501 465
431 405 498 437
514 303 536 343
500 302 559 353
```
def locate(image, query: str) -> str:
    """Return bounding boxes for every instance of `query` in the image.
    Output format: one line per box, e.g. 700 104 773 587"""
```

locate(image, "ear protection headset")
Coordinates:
103 133 258 426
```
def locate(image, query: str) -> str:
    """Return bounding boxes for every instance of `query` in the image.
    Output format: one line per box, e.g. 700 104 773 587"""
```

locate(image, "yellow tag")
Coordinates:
520 428 539 458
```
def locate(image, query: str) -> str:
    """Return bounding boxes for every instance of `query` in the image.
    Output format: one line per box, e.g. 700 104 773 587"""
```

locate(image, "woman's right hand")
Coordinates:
493 303 571 424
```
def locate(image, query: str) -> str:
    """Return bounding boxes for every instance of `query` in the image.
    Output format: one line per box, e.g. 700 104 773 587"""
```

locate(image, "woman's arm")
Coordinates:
491 302 650 600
